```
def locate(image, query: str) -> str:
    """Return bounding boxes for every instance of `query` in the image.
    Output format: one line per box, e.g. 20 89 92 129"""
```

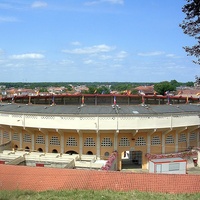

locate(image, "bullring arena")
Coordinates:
0 94 200 172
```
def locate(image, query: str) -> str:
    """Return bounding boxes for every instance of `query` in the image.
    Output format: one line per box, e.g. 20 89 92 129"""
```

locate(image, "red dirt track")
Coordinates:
0 165 200 193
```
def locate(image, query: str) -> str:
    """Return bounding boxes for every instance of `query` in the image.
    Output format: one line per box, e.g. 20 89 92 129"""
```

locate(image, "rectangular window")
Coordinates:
169 163 180 171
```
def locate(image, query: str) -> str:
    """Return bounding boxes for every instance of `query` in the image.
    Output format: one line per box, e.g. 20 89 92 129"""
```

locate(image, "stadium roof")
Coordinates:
0 103 200 116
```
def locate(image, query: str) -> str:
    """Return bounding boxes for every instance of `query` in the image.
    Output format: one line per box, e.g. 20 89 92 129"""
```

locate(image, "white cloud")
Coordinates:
116 51 128 59
137 51 165 56
63 44 115 54
85 0 124 6
84 59 94 64
99 55 112 60
166 54 181 58
31 1 48 8
71 41 81 46
59 59 74 65
10 53 45 59
0 16 18 23
104 0 124 4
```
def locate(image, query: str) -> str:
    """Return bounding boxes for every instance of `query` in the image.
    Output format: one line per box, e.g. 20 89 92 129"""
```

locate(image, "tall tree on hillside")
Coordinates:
180 0 200 64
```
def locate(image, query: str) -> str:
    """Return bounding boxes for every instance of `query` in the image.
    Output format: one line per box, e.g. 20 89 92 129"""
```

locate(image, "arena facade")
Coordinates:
0 95 200 170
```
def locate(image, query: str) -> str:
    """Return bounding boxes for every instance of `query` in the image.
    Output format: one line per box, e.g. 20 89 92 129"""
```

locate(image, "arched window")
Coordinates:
84 137 95 146
151 136 161 145
135 137 146 146
101 137 112 146
190 133 197 141
178 133 186 142
36 135 45 144
165 135 174 144
119 137 130 147
50 136 60 145
23 134 31 143
66 137 77 146
13 133 19 141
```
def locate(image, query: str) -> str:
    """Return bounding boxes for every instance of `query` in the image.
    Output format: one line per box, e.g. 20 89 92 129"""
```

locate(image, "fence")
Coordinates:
0 165 200 194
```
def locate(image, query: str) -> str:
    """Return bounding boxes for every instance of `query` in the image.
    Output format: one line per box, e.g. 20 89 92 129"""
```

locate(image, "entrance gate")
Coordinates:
121 150 142 170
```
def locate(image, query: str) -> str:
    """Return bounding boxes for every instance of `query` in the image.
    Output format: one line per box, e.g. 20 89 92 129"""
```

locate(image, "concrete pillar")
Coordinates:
187 131 190 148
9 130 12 141
32 133 35 151
19 132 22 149
197 131 200 147
78 130 83 157
175 131 178 152
45 134 49 153
162 132 165 154
114 130 119 151
60 133 64 154
147 134 150 154
96 131 100 160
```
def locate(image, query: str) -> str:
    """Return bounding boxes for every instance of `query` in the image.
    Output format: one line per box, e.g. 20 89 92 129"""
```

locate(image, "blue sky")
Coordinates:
0 0 199 83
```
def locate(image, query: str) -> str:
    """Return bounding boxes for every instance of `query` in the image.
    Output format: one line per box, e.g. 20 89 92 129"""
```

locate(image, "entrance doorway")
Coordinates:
66 150 78 155
86 151 93 155
121 150 142 170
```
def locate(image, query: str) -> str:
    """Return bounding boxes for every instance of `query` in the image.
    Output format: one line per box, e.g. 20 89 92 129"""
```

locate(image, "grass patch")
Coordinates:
0 190 200 200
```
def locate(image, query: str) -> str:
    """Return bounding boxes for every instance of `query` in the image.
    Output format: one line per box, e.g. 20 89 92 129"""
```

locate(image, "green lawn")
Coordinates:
0 190 200 200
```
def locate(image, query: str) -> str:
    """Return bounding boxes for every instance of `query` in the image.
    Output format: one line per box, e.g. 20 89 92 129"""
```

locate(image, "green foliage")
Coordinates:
154 81 176 95
66 85 73 91
96 86 110 94
39 87 48 93
131 89 138 95
110 83 132 92
88 86 97 94
186 81 194 87
0 190 200 200
170 80 181 88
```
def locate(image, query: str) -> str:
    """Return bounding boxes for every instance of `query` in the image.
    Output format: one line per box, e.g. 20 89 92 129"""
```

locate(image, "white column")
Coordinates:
78 130 83 157
96 131 100 160
162 132 165 154
175 131 178 152
19 132 22 149
187 131 190 148
197 131 200 147
45 134 49 153
114 130 119 151
32 133 35 151
147 134 150 153
60 133 64 154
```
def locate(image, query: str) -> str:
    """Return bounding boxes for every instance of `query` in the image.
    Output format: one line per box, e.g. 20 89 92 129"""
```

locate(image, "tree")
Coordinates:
180 0 200 64
154 81 176 95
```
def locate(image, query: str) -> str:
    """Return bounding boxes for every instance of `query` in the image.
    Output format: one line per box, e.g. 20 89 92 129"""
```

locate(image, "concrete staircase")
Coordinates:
6 156 25 165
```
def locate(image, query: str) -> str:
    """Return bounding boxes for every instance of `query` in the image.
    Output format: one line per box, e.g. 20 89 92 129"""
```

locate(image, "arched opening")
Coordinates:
52 149 58 153
66 150 78 155
25 146 30 152
14 145 18 150
86 151 93 155
121 150 142 170
38 148 43 152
